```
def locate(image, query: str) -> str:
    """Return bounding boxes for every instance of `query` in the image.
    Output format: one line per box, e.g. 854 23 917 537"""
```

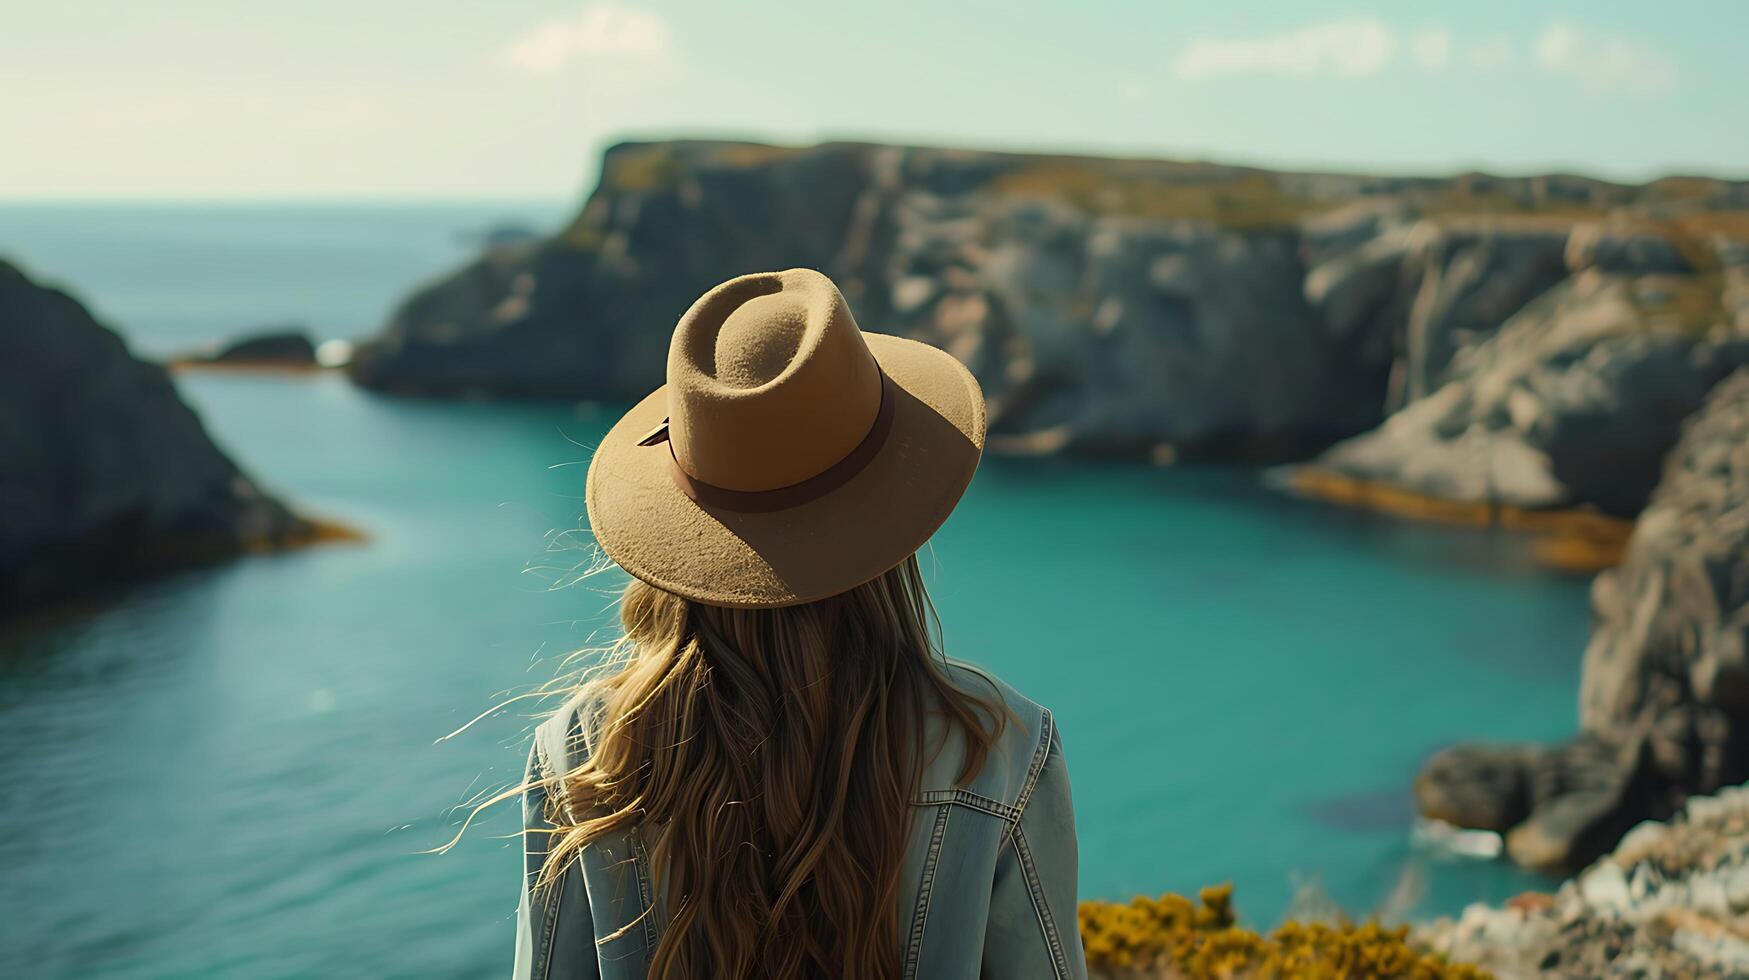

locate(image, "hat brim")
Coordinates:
585 333 986 608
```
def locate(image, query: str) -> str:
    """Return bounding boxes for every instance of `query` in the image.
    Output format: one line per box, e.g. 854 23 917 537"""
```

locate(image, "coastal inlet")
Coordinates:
3 134 1748 975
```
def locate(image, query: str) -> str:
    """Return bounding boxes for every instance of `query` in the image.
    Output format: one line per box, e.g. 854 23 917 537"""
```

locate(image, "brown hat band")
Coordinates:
638 371 898 514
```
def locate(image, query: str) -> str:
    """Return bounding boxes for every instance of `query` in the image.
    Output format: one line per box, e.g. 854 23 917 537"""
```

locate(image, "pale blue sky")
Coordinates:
4 0 1745 199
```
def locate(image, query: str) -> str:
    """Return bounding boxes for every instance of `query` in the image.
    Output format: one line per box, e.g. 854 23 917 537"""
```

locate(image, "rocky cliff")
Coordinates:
1304 223 1749 517
1415 369 1749 875
0 259 320 617
353 140 1749 470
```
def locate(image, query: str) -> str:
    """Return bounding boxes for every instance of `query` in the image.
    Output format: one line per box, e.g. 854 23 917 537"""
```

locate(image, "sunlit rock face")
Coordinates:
1309 266 1749 517
0 259 313 616
1305 204 1749 517
353 139 1749 478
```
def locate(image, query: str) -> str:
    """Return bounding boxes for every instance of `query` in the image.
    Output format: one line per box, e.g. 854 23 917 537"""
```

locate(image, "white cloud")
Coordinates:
1173 18 1398 81
1170 20 1676 94
504 4 677 75
1410 30 1451 71
1469 37 1513 72
1534 22 1675 95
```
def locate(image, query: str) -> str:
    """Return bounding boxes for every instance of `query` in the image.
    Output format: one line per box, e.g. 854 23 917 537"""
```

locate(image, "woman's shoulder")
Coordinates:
938 658 1051 733
922 658 1062 811
531 687 608 778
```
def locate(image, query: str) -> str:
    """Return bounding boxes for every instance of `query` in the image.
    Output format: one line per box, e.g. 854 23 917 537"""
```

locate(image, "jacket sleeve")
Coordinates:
512 741 600 980
981 718 1089 980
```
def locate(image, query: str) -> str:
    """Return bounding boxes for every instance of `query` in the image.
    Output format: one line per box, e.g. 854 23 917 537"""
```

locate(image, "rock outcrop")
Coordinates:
1304 218 1749 517
1415 369 1749 874
1418 784 1749 978
172 327 318 368
0 259 321 617
353 140 1749 469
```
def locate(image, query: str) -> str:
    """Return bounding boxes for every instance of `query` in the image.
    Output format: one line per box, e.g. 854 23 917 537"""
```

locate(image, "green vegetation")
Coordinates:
558 142 817 249
1670 209 1749 244
976 158 1749 238
599 142 808 195
707 143 807 169
1078 886 1490 979
559 225 604 250
551 140 1749 256
986 163 1322 229
601 144 681 192
1627 271 1729 337
1646 176 1732 204
1421 195 1605 226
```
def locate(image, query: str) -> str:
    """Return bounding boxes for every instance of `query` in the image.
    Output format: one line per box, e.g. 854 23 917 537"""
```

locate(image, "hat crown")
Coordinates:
713 291 809 389
666 269 883 492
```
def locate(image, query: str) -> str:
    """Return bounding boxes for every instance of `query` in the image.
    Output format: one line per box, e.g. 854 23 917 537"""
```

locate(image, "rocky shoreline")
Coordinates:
0 259 352 620
1417 784 1749 978
1281 467 1636 572
1073 783 1749 978
1415 369 1749 878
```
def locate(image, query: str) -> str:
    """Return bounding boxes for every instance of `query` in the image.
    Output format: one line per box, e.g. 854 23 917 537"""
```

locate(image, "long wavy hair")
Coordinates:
531 553 1004 979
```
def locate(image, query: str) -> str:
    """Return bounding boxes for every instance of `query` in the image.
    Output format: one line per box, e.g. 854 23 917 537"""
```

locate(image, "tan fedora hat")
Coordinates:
585 269 985 608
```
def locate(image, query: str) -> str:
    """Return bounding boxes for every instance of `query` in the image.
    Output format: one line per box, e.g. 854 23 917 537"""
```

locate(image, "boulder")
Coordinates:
0 259 317 617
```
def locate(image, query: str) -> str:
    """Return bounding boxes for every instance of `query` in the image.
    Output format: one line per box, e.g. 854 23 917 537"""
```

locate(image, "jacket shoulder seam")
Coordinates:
1004 708 1055 842
912 788 1021 821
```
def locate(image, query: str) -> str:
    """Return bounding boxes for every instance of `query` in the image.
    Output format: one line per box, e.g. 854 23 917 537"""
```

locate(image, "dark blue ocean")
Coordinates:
0 203 1587 978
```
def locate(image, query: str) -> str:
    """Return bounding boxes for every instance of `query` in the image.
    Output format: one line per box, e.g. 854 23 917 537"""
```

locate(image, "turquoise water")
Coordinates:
0 206 1589 978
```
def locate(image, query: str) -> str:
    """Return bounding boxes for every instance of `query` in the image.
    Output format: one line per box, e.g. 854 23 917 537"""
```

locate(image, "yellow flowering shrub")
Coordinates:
1078 885 1490 979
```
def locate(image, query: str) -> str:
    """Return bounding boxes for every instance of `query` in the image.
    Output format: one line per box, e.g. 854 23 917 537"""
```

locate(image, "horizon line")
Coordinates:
0 195 574 206
3 128 1745 202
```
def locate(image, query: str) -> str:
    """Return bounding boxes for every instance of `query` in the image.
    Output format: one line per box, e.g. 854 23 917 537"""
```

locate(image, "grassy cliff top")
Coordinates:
572 139 1749 236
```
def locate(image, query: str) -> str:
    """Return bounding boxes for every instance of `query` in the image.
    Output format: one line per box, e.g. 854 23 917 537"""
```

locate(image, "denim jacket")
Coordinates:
511 660 1087 979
